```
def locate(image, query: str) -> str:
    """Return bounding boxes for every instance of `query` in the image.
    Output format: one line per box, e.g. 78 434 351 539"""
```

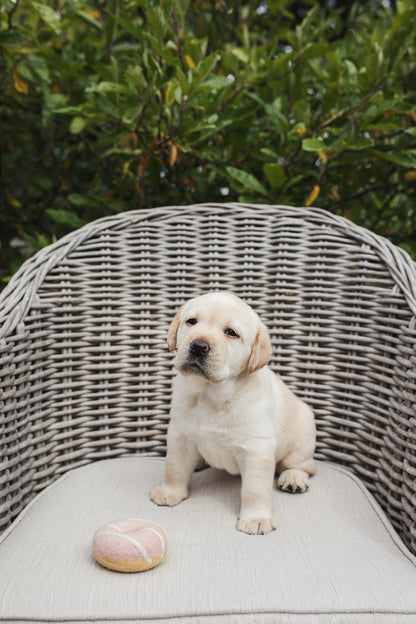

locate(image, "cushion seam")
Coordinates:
1 606 416 623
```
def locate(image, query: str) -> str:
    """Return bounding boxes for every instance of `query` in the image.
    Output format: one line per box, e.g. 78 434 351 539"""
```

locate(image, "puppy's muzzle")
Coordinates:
189 339 210 357
180 339 212 378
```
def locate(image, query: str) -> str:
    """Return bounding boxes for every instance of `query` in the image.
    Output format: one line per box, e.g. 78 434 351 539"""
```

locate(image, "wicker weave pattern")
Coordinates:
1 204 415 553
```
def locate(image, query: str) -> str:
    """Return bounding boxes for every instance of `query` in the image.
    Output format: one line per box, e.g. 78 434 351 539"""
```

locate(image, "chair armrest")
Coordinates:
0 299 57 535
376 317 416 554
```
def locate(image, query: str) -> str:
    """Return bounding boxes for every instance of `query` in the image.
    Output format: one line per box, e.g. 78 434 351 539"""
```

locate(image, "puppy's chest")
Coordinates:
195 429 241 475
185 401 242 475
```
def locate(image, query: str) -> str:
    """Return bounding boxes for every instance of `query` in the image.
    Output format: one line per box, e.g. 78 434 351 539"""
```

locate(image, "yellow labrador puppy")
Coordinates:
151 292 316 535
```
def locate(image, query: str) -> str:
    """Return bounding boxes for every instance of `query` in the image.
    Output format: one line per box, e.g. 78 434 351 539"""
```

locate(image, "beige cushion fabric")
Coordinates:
0 458 415 623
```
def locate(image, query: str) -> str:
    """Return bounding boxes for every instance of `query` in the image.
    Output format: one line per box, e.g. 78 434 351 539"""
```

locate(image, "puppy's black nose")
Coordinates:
190 339 210 356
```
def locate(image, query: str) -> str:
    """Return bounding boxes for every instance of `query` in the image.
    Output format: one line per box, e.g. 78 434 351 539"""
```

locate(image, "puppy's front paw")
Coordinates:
237 516 277 535
150 485 187 507
278 469 310 493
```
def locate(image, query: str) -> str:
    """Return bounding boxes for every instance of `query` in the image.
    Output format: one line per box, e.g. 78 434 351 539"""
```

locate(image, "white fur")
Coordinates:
151 292 316 535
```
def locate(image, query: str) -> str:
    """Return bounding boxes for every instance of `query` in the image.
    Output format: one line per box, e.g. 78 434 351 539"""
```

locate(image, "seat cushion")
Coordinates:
0 458 415 624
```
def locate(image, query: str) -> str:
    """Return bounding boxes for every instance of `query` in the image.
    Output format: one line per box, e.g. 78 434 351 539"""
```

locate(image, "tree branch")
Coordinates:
320 182 400 210
306 83 384 137
7 0 21 29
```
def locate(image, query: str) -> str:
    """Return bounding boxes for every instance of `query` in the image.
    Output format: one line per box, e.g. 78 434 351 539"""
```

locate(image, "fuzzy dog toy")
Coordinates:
92 519 167 572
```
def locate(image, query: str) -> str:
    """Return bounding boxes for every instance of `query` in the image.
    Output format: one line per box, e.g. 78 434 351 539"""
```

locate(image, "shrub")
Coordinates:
1 0 416 284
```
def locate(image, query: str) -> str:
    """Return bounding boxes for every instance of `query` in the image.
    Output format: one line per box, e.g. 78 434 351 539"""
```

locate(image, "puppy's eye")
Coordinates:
224 328 239 338
186 318 198 326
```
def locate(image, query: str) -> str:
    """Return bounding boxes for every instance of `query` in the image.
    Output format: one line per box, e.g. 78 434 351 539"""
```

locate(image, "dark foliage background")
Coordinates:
1 0 415 285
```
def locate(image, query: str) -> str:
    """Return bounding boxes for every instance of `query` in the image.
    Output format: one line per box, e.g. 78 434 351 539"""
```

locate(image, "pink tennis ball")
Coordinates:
92 519 168 572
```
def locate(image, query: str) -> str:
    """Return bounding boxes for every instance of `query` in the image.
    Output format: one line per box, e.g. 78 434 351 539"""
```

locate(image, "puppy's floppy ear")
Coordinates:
167 307 182 352
247 321 272 373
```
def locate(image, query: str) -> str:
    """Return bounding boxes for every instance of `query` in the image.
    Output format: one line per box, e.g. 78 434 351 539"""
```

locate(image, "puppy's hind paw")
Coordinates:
278 469 310 493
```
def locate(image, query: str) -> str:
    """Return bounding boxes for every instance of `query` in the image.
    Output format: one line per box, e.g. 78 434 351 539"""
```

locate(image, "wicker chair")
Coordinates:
1 203 415 623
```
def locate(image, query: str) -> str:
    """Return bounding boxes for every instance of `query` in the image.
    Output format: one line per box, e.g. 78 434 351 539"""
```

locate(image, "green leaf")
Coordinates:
371 149 416 167
303 136 374 152
230 47 249 64
30 2 62 34
75 10 103 31
203 76 232 89
21 232 51 251
260 148 279 159
67 194 91 207
125 65 146 88
46 209 87 228
302 138 329 152
343 59 358 87
86 81 135 95
122 107 141 124
338 136 375 150
192 52 219 87
42 92 68 126
36 177 53 191
184 37 208 66
360 100 415 128
53 106 84 116
366 121 403 132
296 4 319 39
263 163 287 189
176 66 190 95
262 99 289 135
302 43 328 61
28 55 51 84
70 117 87 134
226 167 268 195
0 30 31 46
146 7 168 40
114 16 142 39
93 95 119 118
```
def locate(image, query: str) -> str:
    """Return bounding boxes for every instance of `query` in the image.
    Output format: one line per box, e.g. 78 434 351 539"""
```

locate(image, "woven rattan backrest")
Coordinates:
1 203 415 549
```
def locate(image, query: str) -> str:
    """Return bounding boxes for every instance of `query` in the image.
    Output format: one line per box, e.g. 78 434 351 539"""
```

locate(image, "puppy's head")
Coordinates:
167 292 271 383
